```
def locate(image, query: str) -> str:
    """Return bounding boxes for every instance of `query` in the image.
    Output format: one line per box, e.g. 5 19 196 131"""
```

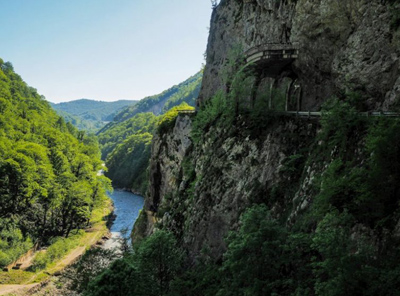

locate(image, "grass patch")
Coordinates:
0 197 112 285
0 270 35 284
31 231 85 271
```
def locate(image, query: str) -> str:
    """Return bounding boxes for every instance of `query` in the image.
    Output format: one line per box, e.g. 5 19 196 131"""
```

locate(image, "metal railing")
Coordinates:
244 43 298 57
278 111 400 118
178 110 196 115
178 109 400 118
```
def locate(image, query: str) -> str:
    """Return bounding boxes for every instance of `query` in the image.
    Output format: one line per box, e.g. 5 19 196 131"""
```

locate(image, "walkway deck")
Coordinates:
179 110 400 118
244 43 298 76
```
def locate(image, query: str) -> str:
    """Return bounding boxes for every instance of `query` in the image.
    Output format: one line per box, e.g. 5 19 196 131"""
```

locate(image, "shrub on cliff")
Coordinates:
157 102 194 135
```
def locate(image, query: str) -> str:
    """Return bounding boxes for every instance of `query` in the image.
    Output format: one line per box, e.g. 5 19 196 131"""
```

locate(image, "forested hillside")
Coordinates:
51 99 137 132
105 71 201 126
98 113 158 160
0 59 110 268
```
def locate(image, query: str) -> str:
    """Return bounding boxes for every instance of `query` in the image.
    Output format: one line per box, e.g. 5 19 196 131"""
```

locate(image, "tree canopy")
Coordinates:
0 59 111 267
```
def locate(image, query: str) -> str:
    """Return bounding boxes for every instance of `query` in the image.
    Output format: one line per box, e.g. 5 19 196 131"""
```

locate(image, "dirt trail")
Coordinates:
18 252 37 271
0 226 105 296
48 228 101 273
0 284 39 296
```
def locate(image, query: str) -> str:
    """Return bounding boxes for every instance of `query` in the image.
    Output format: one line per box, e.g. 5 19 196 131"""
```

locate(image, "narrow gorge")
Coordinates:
2 0 400 295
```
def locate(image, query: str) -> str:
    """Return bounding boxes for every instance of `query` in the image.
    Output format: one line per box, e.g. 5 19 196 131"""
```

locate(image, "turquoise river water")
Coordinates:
103 189 144 249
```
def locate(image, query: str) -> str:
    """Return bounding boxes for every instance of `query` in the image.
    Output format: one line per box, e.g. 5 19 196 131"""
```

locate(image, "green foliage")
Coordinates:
362 117 400 227
161 73 202 112
311 210 373 296
390 2 400 30
84 258 138 296
0 58 111 267
169 205 400 296
192 48 289 145
84 230 182 296
105 133 153 191
98 112 158 159
157 103 194 135
319 98 364 154
169 262 221 296
182 156 195 181
32 231 84 270
81 187 400 296
311 99 400 228
0 221 33 266
111 71 202 123
100 102 193 193
132 230 183 294
191 91 234 144
64 248 117 293
97 112 157 192
218 205 291 296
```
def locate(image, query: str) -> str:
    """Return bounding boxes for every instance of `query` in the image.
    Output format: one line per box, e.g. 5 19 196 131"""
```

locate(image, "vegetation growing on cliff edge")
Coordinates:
308 99 400 230
0 59 111 268
192 46 287 144
157 102 194 135
102 103 193 193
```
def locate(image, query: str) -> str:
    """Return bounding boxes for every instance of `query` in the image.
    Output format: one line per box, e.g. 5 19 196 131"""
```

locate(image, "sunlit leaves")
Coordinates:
0 59 111 266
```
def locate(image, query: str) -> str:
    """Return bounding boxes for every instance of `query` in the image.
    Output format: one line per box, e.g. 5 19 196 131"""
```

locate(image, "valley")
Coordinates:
2 0 400 295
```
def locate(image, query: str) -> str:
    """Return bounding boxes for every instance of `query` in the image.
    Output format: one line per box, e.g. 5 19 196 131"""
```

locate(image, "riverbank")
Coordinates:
29 190 144 295
0 197 112 296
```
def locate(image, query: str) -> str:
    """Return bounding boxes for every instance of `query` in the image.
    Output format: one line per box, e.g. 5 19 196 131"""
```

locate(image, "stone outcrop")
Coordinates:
134 0 400 261
140 114 318 259
200 0 400 111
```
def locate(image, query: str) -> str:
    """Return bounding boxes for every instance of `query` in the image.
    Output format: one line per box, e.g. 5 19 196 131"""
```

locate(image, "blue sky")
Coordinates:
0 0 212 103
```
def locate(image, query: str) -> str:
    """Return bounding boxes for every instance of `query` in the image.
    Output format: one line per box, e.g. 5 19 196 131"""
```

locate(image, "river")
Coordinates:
103 189 144 250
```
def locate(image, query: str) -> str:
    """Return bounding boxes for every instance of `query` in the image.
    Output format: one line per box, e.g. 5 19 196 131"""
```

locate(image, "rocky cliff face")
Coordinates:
200 0 400 111
134 0 400 260
139 114 318 259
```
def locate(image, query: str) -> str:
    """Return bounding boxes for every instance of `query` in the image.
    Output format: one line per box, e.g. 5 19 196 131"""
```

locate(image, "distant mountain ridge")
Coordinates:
113 71 202 123
98 71 202 135
51 99 138 132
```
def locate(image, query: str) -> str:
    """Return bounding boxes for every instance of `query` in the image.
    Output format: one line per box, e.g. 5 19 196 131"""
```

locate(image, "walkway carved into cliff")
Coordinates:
178 110 400 118
234 43 301 111
244 43 298 77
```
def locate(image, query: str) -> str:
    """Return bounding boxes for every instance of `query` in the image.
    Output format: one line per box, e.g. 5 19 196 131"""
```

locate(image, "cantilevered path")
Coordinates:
178 110 400 118
244 43 299 77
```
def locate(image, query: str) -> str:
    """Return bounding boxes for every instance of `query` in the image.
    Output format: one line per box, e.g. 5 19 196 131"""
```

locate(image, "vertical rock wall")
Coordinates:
135 0 400 260
200 0 400 111
143 114 317 260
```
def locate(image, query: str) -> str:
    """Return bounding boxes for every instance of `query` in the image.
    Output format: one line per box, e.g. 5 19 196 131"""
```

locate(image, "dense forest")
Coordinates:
0 59 110 268
51 99 138 132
